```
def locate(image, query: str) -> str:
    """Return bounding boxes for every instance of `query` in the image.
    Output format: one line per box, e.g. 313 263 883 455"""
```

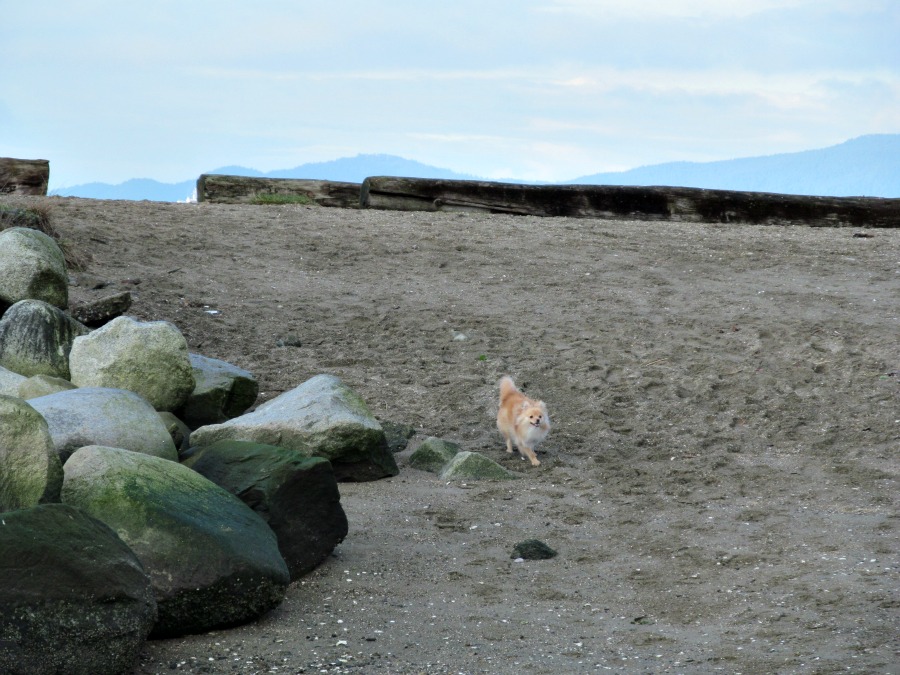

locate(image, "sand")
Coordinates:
12 196 900 673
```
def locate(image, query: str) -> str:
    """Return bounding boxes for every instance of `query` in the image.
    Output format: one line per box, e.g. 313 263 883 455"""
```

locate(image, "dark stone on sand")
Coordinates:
512 539 558 560
381 420 416 453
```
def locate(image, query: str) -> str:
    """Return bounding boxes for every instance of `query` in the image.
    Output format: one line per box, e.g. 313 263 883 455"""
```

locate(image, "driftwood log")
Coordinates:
197 174 360 208
0 158 50 196
360 177 900 228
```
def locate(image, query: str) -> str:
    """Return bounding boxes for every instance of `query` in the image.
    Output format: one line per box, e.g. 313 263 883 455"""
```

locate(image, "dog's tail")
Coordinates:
499 376 518 402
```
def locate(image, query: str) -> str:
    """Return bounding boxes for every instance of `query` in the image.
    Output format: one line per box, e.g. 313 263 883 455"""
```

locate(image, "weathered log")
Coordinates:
360 177 900 227
0 158 50 196
197 174 360 208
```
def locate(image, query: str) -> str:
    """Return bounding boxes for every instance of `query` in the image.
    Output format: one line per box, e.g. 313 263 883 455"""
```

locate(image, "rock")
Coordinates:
0 299 90 378
184 440 348 580
408 437 461 473
68 316 195 411
381 420 416 453
62 445 290 637
28 387 178 463
0 226 68 310
511 539 558 560
0 503 156 675
177 353 259 428
439 451 521 481
191 374 399 481
17 374 77 400
158 411 192 458
0 395 63 512
0 365 26 396
68 290 132 327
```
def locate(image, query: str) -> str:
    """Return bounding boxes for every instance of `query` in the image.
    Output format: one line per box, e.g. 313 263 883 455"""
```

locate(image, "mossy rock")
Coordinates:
439 451 521 481
408 437 461 474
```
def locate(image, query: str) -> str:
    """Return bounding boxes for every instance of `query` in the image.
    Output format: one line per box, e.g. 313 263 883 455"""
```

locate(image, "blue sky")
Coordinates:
2 1 898 189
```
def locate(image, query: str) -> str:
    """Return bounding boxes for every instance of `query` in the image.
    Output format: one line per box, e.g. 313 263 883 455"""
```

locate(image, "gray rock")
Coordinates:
62 445 289 637
17 374 77 400
439 451 521 481
0 299 90 378
382 420 416 453
184 440 348 580
0 503 157 675
158 411 192 458
408 437 461 474
28 387 178 463
69 290 132 327
191 374 399 481
0 365 26 396
0 227 68 310
178 352 259 428
68 316 195 411
0 395 63 512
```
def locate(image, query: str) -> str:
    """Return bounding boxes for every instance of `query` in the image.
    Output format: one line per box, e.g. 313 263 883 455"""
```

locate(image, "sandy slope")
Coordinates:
13 196 899 674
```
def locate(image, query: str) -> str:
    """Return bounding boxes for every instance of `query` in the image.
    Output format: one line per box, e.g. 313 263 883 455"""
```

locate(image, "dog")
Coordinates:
496 376 550 466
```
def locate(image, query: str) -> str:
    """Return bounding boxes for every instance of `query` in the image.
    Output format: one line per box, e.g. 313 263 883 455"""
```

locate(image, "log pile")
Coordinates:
0 158 50 196
197 174 361 208
360 177 900 228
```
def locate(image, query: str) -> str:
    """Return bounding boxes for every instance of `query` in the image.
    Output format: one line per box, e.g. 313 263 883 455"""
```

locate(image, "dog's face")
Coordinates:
518 401 549 433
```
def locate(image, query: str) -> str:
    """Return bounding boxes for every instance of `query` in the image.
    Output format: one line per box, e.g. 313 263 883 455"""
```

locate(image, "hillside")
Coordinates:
50 155 478 202
570 134 900 197
49 135 900 201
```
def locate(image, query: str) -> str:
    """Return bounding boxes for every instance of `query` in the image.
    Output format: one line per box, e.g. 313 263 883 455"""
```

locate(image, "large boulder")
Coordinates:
68 316 195 411
0 299 90 378
178 353 259 428
61 445 290 637
0 395 63 512
184 440 349 580
27 387 178 463
0 503 157 675
0 365 26 396
190 374 398 481
0 227 68 311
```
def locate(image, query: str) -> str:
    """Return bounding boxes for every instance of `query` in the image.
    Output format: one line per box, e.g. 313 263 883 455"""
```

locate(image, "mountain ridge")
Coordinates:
49 135 900 201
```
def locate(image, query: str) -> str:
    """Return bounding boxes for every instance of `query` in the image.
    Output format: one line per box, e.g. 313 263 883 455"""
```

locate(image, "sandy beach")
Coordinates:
11 196 898 674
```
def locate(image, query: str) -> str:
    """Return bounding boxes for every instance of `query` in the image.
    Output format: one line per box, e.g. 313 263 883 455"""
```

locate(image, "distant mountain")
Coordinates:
49 136 900 201
569 134 900 198
50 154 480 202
52 178 199 202
265 154 482 183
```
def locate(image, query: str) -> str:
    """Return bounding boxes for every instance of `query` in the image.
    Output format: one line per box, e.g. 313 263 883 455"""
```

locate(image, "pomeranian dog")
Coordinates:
496 376 550 466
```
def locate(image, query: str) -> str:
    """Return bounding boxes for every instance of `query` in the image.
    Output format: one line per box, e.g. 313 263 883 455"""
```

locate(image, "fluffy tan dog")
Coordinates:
496 376 550 466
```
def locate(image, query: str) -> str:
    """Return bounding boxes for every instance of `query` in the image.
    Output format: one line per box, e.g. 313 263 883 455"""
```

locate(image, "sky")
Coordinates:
2 1 898 189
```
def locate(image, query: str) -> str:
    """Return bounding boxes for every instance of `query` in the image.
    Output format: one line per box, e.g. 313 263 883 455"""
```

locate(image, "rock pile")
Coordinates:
0 225 397 673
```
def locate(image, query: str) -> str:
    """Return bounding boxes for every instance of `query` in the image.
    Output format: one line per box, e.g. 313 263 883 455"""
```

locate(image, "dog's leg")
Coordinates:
519 444 541 467
505 436 514 454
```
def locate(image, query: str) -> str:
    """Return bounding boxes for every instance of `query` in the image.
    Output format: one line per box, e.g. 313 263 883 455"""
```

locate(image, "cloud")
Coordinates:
3 1 897 187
